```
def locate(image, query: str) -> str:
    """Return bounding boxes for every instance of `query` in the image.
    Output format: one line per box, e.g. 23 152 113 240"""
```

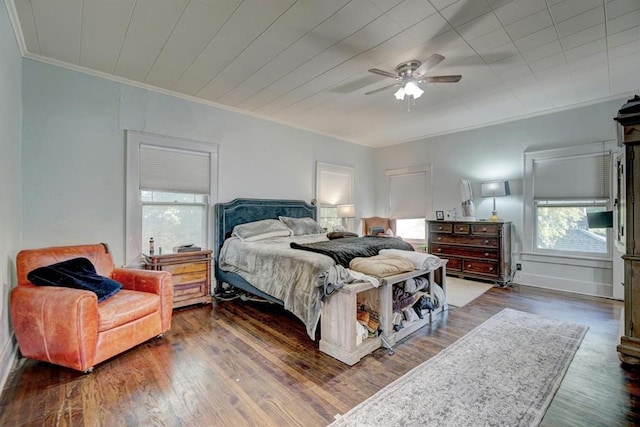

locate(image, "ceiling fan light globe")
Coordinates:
394 87 405 100
404 81 423 99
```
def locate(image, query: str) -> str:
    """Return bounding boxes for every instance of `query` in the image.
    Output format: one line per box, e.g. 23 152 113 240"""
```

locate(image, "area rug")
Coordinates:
329 308 588 427
446 276 494 307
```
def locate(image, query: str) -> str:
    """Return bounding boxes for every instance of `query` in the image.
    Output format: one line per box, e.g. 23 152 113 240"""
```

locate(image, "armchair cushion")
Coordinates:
27 257 122 302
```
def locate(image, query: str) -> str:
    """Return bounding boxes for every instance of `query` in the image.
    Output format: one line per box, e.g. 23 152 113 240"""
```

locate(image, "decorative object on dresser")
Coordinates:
481 180 510 221
329 309 588 427
428 220 512 286
143 250 213 309
614 96 640 365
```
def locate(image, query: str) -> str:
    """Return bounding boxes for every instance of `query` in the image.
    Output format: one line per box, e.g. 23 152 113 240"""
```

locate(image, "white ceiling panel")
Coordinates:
13 0 39 53
505 9 553 40
7 0 640 147
144 0 242 89
80 0 135 74
173 0 296 95
114 0 189 81
493 0 548 26
30 0 82 64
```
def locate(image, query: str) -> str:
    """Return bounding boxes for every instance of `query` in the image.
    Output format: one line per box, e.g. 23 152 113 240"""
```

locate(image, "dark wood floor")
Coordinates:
1 284 638 426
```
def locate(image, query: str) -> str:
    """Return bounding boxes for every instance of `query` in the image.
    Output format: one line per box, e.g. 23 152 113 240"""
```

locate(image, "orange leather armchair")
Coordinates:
11 243 173 372
362 217 397 236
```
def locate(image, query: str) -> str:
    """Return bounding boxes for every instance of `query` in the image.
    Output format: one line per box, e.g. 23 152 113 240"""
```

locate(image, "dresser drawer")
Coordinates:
471 224 500 236
431 234 499 248
440 256 461 271
453 224 470 234
430 223 453 233
462 260 499 277
431 244 499 260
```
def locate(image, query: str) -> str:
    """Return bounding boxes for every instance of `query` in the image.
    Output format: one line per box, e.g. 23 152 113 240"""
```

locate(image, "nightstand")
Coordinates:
143 250 213 309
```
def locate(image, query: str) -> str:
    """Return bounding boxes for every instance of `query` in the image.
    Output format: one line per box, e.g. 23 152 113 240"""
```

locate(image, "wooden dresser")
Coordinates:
616 112 640 364
428 220 512 286
143 250 213 309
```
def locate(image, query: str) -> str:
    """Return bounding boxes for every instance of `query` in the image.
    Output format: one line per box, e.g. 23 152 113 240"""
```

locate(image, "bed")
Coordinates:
214 198 418 340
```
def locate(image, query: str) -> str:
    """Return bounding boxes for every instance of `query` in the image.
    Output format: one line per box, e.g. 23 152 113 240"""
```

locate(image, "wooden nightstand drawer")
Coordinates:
463 260 499 276
163 262 206 275
174 281 207 302
173 271 207 285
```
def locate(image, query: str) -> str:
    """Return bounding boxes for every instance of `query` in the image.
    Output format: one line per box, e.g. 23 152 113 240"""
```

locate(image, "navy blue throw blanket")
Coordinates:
27 257 122 302
290 236 414 268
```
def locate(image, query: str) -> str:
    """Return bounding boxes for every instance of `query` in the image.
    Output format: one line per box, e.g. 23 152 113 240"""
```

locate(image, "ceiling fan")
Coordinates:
365 54 461 101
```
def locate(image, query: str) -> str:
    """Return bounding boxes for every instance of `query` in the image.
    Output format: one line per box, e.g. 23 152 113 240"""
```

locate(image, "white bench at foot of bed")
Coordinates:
319 259 447 365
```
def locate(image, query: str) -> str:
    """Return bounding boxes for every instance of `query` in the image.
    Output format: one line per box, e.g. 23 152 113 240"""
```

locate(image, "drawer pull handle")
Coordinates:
489 267 494 271
437 248 442 252
482 227 487 231
484 240 489 244
484 252 489 257
437 237 442 241
467 265 471 268
439 226 443 230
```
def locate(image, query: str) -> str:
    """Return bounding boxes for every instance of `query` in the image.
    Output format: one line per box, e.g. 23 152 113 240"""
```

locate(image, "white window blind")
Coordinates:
389 172 426 218
139 144 210 194
317 165 353 205
533 153 610 200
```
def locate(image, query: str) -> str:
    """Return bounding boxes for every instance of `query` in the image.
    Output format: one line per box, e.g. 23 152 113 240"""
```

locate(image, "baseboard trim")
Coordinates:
0 332 19 396
516 272 613 298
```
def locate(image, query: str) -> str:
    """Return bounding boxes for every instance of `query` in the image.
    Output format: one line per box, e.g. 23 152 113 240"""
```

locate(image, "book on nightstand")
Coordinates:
173 245 202 253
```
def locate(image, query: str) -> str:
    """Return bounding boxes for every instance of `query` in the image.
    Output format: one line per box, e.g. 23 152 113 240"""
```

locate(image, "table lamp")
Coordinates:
337 204 355 231
481 181 510 222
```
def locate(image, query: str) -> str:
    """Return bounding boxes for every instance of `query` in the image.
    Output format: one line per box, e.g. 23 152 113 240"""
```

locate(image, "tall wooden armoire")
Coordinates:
615 96 640 364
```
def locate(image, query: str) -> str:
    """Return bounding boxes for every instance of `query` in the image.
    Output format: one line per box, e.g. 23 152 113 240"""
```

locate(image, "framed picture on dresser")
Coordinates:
435 210 445 220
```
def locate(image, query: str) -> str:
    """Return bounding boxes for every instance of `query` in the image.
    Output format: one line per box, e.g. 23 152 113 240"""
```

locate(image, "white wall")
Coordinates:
21 60 376 267
374 99 627 298
0 0 22 395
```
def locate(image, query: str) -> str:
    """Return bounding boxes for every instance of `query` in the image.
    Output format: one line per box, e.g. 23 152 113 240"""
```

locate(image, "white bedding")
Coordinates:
219 233 358 340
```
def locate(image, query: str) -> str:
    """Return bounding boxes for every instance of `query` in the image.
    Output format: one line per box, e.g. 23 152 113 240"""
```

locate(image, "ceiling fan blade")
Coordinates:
412 53 445 77
420 75 462 83
365 83 401 95
368 68 398 79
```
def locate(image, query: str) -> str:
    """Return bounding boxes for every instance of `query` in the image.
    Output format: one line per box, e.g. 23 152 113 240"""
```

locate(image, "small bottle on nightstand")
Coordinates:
149 237 155 255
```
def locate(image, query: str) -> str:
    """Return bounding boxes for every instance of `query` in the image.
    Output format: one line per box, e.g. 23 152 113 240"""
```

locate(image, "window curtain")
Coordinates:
533 152 611 200
389 172 427 218
139 144 211 194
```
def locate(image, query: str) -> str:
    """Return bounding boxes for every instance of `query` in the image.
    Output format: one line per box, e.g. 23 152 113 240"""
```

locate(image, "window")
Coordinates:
523 142 613 260
535 201 608 254
316 162 354 231
126 131 218 265
386 166 432 242
141 191 206 253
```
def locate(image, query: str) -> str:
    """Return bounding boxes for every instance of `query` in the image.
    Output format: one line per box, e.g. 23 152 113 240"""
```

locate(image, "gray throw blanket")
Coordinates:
290 236 414 268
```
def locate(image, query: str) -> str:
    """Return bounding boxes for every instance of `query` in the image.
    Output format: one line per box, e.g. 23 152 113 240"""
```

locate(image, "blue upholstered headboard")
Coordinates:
214 198 317 265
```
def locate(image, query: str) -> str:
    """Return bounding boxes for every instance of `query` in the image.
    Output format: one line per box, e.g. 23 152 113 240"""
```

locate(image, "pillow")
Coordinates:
327 231 358 240
232 219 293 241
279 216 325 235
27 257 122 302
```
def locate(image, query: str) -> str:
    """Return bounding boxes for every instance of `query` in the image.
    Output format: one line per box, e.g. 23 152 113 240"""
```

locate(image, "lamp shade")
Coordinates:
336 204 355 218
481 181 510 197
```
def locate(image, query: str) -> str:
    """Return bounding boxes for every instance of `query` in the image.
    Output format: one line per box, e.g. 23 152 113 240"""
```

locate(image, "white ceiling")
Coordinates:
7 0 640 147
